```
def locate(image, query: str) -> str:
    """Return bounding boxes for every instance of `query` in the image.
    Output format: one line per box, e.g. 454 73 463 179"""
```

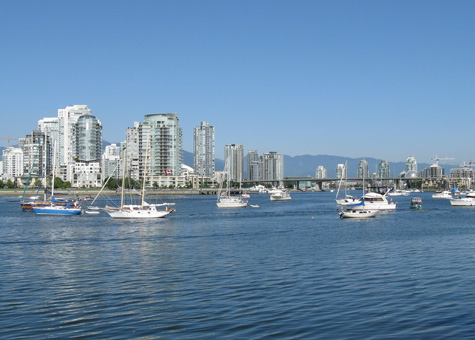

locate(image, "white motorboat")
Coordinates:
388 189 410 196
432 190 453 199
250 204 259 208
339 209 377 219
270 189 291 201
450 192 475 206
340 192 397 211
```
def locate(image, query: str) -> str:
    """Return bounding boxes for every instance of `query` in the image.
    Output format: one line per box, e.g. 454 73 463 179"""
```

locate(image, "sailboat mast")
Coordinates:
141 137 150 208
120 148 126 208
51 141 56 199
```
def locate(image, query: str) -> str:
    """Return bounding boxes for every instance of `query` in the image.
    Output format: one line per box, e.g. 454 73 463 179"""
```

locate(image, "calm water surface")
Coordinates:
1 191 475 339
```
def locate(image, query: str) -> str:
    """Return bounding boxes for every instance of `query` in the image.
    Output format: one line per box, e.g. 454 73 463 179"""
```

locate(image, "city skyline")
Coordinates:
1 1 474 163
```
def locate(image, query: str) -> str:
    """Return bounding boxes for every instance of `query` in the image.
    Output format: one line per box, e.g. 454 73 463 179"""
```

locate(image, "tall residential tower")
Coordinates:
193 121 215 177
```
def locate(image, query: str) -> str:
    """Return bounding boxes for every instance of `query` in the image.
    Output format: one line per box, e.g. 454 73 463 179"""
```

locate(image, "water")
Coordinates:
2 191 475 339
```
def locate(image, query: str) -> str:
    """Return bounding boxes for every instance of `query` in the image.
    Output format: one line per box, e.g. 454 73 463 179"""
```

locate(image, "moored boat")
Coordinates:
339 208 377 219
432 190 452 199
269 189 291 201
450 192 475 206
339 192 396 211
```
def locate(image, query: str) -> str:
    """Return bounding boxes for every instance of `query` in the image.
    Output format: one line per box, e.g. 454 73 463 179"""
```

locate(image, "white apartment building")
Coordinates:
193 121 215 177
144 113 182 177
73 162 102 188
336 163 346 179
247 150 261 181
315 165 327 179
262 152 284 181
102 143 121 179
224 144 244 182
2 147 24 179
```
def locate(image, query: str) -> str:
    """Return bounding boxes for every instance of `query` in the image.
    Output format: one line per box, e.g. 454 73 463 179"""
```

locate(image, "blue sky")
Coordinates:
1 0 474 164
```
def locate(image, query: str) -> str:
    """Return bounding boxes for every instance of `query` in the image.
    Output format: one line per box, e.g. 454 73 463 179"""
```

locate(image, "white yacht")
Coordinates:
432 191 453 199
450 192 475 206
339 209 377 219
388 189 410 196
270 189 291 201
339 192 396 211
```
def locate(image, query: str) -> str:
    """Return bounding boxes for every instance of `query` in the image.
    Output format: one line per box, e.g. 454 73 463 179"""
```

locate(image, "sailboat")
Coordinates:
105 141 175 219
33 142 82 215
216 156 248 208
339 167 377 219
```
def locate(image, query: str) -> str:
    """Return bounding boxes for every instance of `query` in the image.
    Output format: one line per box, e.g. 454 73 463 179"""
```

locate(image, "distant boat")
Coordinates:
250 204 259 208
216 155 248 208
432 190 452 199
388 189 410 196
269 189 291 201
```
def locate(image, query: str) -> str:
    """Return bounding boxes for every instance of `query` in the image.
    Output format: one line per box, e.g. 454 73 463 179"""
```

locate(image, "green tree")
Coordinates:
0 180 3 188
54 177 64 189
7 179 15 189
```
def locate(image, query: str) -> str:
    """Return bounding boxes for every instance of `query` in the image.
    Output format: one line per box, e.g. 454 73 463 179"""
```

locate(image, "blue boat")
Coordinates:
33 201 82 215
32 141 81 216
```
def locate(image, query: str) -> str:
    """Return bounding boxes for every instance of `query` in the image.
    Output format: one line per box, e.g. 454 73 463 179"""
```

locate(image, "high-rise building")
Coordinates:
247 150 261 181
2 147 23 179
19 130 50 177
74 114 103 162
406 156 417 172
193 121 215 177
144 113 183 177
262 152 284 181
357 157 369 179
57 105 95 181
316 165 327 179
224 144 244 182
378 160 391 178
102 143 122 179
336 163 346 179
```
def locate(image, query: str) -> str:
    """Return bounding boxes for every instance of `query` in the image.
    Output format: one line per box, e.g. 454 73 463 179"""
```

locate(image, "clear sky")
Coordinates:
1 0 474 164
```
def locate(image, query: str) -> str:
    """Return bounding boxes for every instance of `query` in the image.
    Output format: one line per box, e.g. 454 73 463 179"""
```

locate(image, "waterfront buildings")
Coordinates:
224 144 244 182
406 156 417 172
124 113 183 186
315 165 327 179
247 150 261 181
2 147 23 179
378 160 391 178
336 163 346 179
262 152 284 182
102 143 121 179
357 157 369 179
144 113 183 177
193 121 215 177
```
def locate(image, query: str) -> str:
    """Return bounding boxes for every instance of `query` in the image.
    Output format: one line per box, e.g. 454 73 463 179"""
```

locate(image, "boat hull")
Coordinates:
33 206 82 215
450 198 475 206
106 208 173 219
339 210 377 218
270 196 291 201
